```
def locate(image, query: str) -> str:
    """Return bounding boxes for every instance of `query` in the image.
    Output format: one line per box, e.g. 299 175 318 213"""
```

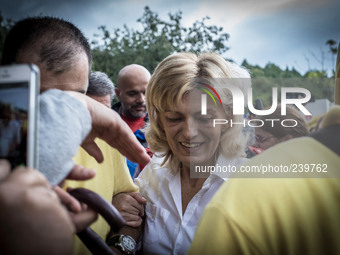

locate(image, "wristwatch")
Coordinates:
107 234 137 255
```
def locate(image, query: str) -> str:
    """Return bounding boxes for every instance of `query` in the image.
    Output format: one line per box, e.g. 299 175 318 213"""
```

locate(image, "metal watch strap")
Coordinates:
106 235 136 255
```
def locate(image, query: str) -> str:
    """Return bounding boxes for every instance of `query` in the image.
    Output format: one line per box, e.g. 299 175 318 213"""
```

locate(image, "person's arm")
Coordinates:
0 160 74 255
108 175 148 254
38 89 150 186
0 158 98 254
112 192 146 227
67 91 150 166
107 193 145 255
106 224 143 255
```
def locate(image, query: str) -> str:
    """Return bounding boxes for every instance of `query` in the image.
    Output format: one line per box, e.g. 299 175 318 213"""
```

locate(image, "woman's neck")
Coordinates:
180 165 208 215
181 165 208 188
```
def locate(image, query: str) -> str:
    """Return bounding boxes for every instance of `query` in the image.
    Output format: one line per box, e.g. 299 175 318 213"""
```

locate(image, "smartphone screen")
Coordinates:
0 83 29 167
0 64 39 169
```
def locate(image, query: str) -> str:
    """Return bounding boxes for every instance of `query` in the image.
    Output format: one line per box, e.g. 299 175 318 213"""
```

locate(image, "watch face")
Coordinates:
122 235 136 251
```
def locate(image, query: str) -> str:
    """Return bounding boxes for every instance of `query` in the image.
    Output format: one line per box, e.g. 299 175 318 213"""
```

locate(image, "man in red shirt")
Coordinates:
112 64 151 176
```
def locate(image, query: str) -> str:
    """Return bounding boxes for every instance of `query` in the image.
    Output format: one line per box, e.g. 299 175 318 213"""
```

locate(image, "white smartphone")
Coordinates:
0 64 40 169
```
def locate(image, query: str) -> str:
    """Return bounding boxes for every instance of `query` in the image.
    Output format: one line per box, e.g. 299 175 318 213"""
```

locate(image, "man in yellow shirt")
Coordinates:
189 48 340 255
2 16 149 255
189 108 340 254
66 142 139 255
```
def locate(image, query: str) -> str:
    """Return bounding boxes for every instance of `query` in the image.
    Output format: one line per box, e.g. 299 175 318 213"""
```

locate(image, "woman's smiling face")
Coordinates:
160 89 228 170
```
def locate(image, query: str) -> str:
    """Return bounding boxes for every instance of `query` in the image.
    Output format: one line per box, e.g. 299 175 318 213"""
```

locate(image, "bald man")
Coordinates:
113 64 150 127
113 64 152 177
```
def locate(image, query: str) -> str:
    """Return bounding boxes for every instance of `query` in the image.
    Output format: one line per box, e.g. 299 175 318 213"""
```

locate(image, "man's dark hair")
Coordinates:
87 71 115 101
1 16 92 75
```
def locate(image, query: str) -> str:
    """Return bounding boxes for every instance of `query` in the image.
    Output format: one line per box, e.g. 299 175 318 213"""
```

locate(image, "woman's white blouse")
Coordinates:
134 155 247 255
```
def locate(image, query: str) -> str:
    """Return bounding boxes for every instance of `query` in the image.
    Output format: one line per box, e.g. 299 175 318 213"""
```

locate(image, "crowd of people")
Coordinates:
0 15 339 255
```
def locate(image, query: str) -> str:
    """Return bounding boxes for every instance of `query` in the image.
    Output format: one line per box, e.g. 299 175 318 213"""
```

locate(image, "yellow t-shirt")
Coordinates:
65 139 138 255
189 108 340 254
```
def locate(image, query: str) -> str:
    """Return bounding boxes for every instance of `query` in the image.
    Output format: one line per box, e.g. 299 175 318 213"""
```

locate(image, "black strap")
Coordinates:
77 228 116 255
309 124 340 156
69 188 125 255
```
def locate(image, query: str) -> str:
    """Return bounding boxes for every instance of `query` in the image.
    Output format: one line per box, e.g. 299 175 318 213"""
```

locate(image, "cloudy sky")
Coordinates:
1 0 339 75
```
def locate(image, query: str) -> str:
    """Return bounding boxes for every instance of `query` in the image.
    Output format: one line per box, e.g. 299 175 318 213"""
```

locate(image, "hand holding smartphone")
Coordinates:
0 64 39 169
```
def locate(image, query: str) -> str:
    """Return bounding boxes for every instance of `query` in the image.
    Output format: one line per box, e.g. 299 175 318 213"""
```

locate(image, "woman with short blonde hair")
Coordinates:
146 52 250 171
113 52 251 255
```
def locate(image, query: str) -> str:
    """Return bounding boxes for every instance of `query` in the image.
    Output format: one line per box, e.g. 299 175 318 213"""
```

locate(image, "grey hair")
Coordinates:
87 71 115 101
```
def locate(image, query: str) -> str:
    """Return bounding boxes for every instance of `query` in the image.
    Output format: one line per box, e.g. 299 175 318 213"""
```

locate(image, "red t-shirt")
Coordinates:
121 114 146 133
121 114 152 177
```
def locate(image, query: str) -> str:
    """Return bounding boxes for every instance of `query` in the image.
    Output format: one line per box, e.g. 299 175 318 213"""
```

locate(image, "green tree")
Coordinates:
91 6 230 83
241 59 335 106
326 39 338 76
241 59 302 78
304 70 327 78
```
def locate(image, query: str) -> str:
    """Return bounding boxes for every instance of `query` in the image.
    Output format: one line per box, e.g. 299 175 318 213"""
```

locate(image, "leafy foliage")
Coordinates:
91 6 230 83
242 60 303 78
241 60 334 106
326 39 338 55
0 10 336 106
